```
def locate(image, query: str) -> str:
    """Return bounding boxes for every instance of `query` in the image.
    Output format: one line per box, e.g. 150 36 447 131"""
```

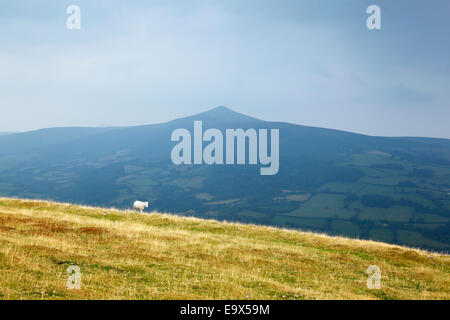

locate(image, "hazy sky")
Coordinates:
1 0 449 138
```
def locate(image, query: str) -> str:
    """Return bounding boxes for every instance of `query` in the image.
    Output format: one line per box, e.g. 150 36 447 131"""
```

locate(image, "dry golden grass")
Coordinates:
0 197 449 300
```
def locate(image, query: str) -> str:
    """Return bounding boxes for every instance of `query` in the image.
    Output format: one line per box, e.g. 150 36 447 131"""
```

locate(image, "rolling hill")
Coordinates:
0 106 449 251
0 198 448 300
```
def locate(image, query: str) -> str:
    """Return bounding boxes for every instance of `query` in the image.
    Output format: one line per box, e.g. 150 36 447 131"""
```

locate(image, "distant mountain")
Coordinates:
0 132 17 136
0 106 449 251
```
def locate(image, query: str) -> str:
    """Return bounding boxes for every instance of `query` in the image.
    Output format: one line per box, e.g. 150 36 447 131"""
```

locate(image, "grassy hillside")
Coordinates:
0 198 449 300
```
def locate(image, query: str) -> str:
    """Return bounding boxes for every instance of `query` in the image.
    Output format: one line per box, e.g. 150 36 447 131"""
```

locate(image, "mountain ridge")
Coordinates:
3 106 450 141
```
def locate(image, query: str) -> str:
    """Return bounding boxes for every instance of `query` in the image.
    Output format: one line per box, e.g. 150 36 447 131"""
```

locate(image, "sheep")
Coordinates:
133 200 148 214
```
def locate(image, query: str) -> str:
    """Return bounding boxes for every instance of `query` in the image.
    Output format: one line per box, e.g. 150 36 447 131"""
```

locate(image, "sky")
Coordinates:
0 0 449 138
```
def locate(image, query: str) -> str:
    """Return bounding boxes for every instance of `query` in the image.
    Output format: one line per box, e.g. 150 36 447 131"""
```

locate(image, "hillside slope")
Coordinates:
0 198 449 300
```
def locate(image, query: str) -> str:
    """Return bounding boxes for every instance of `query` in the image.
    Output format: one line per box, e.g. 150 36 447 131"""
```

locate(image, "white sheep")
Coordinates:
133 200 148 214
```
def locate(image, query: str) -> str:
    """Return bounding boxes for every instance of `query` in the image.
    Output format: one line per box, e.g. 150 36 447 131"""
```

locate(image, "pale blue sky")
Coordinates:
1 0 449 138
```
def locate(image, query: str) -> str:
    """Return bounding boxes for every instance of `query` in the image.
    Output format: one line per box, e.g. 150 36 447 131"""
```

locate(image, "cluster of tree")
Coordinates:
343 193 360 209
397 180 417 188
410 168 434 178
421 223 450 245
361 194 393 208
357 192 450 218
